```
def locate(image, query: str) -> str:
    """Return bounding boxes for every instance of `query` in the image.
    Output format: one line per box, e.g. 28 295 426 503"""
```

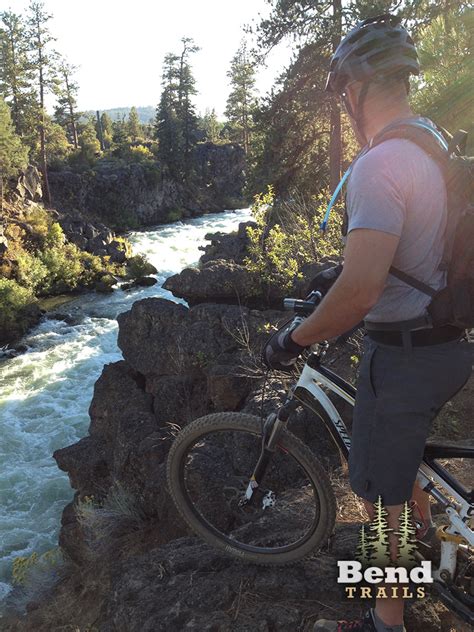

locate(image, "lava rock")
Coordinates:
49 143 246 230
163 260 261 307
132 276 157 287
15 165 42 201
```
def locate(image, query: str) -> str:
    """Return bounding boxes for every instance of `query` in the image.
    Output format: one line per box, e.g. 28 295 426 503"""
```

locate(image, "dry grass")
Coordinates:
329 466 367 524
76 482 147 555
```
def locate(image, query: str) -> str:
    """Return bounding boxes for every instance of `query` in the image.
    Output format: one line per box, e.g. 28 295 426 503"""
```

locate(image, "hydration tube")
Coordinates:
320 146 368 232
406 120 449 150
319 120 448 232
320 166 352 232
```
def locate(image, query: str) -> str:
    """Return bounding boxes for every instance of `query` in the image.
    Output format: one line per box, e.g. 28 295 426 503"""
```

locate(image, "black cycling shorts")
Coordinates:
349 336 472 506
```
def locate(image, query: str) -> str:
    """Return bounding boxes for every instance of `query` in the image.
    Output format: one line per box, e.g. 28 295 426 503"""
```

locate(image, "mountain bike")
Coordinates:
166 291 474 625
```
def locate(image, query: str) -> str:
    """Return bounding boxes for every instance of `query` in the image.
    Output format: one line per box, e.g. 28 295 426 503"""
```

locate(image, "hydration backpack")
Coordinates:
370 120 474 329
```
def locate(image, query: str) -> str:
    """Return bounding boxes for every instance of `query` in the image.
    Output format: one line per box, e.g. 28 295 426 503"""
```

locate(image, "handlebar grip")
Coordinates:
283 296 320 316
283 299 298 311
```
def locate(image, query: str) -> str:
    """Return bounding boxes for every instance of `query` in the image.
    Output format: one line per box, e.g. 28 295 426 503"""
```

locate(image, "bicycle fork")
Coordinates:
240 397 299 507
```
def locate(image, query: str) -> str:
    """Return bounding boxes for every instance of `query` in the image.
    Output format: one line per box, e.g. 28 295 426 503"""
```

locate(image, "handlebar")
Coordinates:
283 291 322 316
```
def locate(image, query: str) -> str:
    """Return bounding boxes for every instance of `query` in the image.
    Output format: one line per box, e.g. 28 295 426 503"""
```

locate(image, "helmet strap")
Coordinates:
354 81 371 145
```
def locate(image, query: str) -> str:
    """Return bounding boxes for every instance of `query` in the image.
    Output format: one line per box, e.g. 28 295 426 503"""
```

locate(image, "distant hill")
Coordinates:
84 106 156 124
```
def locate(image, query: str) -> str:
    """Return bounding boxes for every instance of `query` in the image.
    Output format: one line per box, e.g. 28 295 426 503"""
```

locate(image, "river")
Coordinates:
0 208 253 599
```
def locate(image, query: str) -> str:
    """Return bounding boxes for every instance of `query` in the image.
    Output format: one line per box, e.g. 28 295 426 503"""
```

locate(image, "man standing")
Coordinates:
265 14 471 632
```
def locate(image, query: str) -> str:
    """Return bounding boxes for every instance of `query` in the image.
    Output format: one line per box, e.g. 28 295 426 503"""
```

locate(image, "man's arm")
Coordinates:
291 228 400 346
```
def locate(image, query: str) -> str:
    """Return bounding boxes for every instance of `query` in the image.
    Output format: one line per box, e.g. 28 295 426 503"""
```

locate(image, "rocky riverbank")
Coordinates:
49 142 247 231
2 222 472 631
0 167 157 350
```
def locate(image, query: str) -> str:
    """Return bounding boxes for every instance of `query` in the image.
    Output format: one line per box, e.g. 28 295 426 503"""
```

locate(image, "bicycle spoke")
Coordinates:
179 428 321 553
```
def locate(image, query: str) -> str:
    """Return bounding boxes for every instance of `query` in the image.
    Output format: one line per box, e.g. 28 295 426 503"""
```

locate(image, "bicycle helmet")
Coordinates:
325 13 420 95
325 14 420 142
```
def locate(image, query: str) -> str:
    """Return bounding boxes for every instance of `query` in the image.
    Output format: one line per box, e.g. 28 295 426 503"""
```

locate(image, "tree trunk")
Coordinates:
66 73 78 148
329 0 342 194
39 109 51 206
38 48 51 206
96 111 105 151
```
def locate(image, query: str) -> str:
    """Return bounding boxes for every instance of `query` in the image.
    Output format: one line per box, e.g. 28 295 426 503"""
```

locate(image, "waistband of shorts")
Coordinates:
366 325 463 347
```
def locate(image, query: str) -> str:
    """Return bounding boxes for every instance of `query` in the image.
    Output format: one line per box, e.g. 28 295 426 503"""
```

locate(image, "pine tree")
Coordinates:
112 115 129 153
127 106 141 142
367 496 392 569
225 40 257 155
0 10 37 142
155 52 182 177
54 59 79 148
177 37 199 177
99 112 113 148
78 118 100 165
252 1 455 195
0 96 28 183
26 0 58 205
200 108 221 143
395 502 418 570
411 7 473 144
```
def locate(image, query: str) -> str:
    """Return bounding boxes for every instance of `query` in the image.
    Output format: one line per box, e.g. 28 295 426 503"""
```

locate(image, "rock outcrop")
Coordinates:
4 286 461 630
59 216 129 261
4 218 467 632
198 221 256 265
163 260 262 306
14 165 43 202
164 221 340 308
49 143 246 230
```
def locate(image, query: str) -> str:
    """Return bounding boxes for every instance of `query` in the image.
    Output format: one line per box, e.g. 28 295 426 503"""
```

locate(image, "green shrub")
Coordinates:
127 144 154 162
79 251 106 287
245 186 343 291
12 549 62 586
45 222 66 248
16 250 49 292
0 278 38 341
25 205 52 241
0 278 35 316
39 243 84 294
127 254 157 278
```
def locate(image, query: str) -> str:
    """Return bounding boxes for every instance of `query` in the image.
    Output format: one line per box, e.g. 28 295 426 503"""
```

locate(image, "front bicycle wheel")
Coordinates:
166 412 336 565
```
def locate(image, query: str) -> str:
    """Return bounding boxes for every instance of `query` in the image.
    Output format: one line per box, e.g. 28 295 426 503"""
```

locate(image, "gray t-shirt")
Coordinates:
346 118 447 323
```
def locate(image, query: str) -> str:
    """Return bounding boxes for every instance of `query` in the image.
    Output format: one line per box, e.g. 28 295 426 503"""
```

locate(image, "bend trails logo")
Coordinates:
338 497 433 599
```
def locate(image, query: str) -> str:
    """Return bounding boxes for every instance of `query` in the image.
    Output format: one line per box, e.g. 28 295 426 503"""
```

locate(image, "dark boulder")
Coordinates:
163 260 261 307
15 165 42 201
132 276 157 287
199 221 256 265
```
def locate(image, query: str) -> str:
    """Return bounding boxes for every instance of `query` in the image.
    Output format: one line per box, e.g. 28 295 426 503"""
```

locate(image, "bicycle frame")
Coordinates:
287 345 474 582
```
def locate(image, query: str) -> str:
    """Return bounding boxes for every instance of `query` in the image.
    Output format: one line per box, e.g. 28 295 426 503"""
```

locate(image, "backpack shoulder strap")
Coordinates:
370 120 449 164
370 120 449 298
388 266 437 298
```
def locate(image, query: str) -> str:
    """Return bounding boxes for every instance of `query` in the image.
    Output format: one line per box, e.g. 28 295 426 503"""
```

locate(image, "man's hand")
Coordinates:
263 321 307 371
308 264 343 295
291 228 400 347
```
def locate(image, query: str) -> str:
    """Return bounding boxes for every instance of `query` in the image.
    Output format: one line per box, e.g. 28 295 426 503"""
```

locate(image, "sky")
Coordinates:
4 0 294 118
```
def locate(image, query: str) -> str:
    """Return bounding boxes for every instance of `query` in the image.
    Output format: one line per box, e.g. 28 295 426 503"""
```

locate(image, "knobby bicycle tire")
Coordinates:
166 412 337 565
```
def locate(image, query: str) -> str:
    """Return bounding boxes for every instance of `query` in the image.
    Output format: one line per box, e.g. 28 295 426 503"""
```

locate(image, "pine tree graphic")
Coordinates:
356 524 373 569
395 501 418 569
367 496 392 568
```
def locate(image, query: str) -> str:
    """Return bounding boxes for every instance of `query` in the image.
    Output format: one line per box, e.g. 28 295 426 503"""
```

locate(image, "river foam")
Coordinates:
0 208 252 594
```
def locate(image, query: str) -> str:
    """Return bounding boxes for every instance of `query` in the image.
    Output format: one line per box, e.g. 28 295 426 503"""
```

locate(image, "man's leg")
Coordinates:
314 338 471 632
374 503 405 627
361 499 405 627
411 480 432 532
